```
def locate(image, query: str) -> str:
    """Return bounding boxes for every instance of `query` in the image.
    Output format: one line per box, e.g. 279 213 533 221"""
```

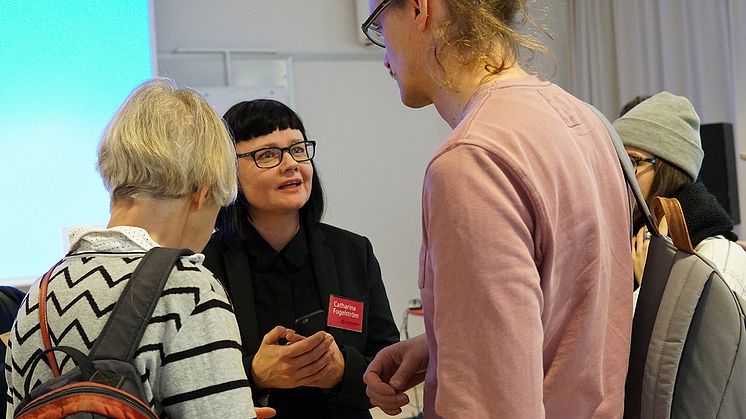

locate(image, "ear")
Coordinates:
412 0 430 31
191 185 212 210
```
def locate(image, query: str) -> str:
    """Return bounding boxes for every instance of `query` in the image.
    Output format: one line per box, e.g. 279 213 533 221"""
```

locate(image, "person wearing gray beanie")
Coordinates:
614 91 703 181
614 91 745 298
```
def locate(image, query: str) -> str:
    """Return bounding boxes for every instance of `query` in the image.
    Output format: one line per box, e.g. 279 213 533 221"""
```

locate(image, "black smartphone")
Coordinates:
294 309 326 337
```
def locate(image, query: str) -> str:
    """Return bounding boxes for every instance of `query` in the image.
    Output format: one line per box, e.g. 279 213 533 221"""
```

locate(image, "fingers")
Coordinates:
367 384 410 415
302 339 345 389
365 337 428 414
255 407 276 418
387 348 424 390
363 343 400 393
283 331 329 356
632 227 651 286
293 335 335 379
284 329 305 344
366 376 410 414
633 227 646 246
364 367 395 396
364 349 409 413
632 227 649 258
261 326 288 345
378 406 405 416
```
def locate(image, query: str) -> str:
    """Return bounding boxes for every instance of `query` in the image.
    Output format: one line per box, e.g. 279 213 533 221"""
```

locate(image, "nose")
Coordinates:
278 149 299 172
383 54 391 70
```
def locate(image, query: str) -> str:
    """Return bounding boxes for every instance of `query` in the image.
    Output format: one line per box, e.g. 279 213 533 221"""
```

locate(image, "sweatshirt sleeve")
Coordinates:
423 143 546 418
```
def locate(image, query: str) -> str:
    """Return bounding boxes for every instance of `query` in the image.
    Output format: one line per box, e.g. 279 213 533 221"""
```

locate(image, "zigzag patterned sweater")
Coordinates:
4 228 256 418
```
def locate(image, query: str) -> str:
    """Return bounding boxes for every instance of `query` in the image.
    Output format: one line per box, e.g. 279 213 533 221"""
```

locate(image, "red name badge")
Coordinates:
327 295 364 332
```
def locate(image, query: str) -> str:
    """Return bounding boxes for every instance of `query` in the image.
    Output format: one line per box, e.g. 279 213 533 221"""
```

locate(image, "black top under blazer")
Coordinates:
203 223 400 419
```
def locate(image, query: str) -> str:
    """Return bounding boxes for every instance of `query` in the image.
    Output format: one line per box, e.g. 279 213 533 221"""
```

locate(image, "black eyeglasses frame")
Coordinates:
629 155 657 168
236 140 316 169
361 0 393 48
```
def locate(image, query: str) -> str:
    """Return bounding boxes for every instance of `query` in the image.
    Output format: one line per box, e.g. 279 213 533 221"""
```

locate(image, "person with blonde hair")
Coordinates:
5 78 274 418
361 0 632 417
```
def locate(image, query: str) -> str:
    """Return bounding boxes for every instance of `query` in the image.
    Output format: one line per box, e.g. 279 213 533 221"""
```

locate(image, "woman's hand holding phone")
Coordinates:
292 309 326 337
251 326 333 389
284 330 346 389
251 308 346 390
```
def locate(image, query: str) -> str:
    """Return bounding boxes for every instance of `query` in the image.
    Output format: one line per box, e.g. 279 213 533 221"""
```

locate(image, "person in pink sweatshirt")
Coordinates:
360 0 633 417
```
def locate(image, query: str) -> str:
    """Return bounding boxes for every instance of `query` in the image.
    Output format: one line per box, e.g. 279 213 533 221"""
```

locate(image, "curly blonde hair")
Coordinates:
398 0 548 84
97 78 237 206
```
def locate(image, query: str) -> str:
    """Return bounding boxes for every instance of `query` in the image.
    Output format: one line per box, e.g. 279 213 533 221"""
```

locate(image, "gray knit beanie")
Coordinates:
613 91 703 181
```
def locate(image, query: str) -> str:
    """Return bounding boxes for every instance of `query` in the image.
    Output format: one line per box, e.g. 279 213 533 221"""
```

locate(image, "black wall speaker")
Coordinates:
699 123 740 224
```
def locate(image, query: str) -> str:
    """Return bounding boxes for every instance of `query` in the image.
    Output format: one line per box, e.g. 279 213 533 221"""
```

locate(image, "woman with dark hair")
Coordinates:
203 99 399 419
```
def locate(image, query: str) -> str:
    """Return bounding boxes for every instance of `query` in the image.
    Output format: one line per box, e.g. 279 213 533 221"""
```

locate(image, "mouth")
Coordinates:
279 179 303 190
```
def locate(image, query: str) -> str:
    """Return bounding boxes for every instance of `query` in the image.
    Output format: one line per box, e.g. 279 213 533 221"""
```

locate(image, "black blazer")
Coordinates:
203 223 399 419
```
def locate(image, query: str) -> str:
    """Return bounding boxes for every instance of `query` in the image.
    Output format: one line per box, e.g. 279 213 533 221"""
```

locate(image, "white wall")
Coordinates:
153 0 573 326
527 0 572 89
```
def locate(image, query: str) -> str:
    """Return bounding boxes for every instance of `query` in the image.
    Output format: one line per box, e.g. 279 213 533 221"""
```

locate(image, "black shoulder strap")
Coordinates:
90 247 193 361
584 103 661 237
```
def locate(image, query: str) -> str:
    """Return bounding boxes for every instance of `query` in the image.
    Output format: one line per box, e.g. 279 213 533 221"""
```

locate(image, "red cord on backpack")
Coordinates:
38 262 64 377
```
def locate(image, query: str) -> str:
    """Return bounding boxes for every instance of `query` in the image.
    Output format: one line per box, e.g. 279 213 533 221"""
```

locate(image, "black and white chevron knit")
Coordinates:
4 252 255 418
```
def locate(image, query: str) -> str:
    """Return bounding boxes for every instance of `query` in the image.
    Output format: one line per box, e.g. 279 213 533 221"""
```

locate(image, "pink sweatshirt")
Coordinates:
419 77 632 418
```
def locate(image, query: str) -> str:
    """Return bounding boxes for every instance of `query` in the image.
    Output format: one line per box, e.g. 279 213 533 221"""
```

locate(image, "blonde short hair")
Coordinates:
98 78 237 206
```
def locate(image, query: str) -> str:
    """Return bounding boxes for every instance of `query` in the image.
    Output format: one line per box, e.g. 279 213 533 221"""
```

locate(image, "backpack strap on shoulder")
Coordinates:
584 103 661 238
90 247 193 361
38 260 66 376
651 197 695 254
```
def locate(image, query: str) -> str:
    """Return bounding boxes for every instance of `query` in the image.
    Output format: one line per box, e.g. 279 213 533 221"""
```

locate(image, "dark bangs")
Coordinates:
223 99 308 142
